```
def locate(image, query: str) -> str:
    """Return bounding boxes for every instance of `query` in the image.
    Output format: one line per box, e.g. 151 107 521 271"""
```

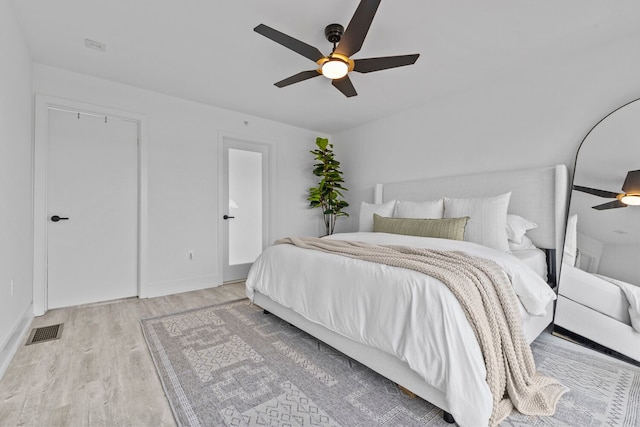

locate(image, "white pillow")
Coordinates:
444 192 511 252
508 235 536 252
358 200 396 232
393 199 444 219
506 214 538 244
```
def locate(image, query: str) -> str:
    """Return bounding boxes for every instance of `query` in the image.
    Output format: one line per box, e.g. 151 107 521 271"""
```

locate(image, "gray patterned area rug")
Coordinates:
141 299 640 426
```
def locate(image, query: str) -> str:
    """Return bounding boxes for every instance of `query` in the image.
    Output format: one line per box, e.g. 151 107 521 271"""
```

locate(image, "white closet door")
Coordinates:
47 109 138 309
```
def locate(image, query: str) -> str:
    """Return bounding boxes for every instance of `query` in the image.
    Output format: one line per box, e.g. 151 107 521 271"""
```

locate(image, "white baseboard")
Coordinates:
140 274 222 299
0 303 34 380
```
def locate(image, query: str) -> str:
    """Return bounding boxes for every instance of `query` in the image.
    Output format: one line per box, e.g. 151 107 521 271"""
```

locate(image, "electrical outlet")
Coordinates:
189 251 194 260
10 279 14 296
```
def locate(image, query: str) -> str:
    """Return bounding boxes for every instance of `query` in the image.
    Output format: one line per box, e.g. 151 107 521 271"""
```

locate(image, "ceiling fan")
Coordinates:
253 0 419 97
573 169 640 210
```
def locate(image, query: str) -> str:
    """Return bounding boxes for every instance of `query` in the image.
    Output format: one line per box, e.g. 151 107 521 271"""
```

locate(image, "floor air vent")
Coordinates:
26 323 63 345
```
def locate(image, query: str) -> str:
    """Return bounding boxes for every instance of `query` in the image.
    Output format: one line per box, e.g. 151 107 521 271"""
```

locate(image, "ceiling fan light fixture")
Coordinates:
620 194 640 205
321 58 349 79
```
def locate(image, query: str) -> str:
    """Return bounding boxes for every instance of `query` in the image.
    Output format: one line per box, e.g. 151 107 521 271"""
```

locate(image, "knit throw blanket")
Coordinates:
276 237 567 426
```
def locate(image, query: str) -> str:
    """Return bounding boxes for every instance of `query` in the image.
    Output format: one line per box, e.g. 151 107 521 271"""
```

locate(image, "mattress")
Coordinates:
510 248 548 281
559 264 631 325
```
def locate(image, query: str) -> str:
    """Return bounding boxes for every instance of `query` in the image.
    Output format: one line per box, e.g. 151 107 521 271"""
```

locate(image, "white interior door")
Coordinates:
47 108 138 309
222 138 269 282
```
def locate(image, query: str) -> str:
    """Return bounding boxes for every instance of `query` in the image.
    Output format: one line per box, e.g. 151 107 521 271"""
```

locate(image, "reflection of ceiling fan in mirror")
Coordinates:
573 170 640 210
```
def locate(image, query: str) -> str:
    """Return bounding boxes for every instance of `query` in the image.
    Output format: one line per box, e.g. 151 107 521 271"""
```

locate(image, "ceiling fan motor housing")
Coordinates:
325 23 344 44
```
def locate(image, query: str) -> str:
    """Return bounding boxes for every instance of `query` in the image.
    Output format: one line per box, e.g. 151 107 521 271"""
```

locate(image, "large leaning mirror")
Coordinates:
553 98 640 365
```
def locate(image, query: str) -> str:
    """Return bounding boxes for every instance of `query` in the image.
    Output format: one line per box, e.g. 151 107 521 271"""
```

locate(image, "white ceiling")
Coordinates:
10 0 640 133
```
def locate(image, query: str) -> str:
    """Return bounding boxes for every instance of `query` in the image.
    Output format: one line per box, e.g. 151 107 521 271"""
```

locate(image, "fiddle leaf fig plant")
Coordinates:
307 137 349 235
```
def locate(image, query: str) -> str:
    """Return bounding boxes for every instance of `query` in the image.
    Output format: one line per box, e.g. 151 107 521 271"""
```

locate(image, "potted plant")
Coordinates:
307 137 349 235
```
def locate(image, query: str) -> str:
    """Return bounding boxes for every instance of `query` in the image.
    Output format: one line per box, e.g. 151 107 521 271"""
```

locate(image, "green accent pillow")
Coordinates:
372 214 469 240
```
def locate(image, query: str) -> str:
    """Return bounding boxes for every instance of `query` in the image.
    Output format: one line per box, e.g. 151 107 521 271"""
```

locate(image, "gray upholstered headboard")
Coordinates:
375 165 569 275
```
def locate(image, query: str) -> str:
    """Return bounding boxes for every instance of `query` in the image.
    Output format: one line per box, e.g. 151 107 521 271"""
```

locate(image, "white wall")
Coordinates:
0 0 34 376
33 64 326 298
599 243 640 286
333 33 640 233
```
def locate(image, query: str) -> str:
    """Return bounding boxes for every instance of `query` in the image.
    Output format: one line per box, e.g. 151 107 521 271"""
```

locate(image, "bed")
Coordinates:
246 165 569 426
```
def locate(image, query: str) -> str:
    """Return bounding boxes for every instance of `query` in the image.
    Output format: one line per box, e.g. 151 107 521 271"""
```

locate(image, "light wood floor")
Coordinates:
0 282 246 427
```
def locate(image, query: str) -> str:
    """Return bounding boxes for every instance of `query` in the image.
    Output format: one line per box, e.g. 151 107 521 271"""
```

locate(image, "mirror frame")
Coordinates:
553 97 640 366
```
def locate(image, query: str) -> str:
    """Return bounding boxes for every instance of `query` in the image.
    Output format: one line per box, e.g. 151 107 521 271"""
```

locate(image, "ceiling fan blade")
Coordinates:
593 200 628 210
332 75 357 97
573 185 620 198
274 70 320 88
353 54 420 73
622 170 640 193
334 0 381 58
254 24 325 62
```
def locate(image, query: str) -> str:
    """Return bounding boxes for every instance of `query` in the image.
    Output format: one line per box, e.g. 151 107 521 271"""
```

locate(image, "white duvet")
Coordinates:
245 232 556 427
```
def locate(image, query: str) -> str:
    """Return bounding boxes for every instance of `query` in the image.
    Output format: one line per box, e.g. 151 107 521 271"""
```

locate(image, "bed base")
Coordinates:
254 292 456 423
255 292 555 424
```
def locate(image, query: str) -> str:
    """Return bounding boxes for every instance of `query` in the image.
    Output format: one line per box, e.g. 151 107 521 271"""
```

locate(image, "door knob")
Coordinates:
50 215 69 222
223 215 235 220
